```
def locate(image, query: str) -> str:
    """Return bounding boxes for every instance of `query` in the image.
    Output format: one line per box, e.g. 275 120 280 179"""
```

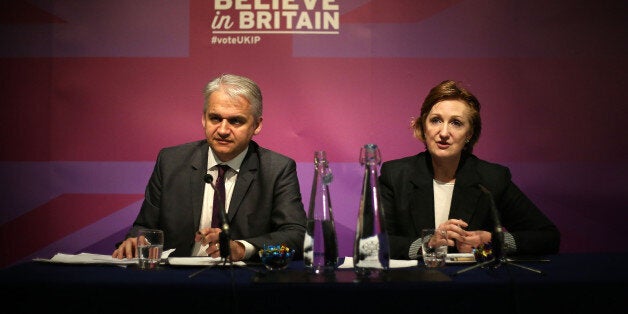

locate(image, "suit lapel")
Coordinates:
190 141 209 231
409 154 437 231
449 155 482 223
228 143 259 222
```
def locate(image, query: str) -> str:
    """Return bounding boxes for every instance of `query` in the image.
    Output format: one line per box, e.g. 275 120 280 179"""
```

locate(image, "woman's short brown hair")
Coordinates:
412 80 482 153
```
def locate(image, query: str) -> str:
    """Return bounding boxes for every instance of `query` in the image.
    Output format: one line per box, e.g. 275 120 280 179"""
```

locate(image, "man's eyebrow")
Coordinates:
207 113 246 121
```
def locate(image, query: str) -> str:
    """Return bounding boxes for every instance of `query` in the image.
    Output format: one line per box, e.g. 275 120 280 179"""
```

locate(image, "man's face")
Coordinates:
201 89 262 161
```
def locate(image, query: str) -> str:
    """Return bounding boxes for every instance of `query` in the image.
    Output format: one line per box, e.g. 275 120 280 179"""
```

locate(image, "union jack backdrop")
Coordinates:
1 0 626 267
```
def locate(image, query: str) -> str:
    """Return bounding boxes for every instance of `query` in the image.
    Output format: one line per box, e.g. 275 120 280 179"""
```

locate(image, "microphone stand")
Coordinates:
453 185 544 276
189 173 262 277
454 251 545 275
203 173 232 261
201 172 245 314
188 173 234 279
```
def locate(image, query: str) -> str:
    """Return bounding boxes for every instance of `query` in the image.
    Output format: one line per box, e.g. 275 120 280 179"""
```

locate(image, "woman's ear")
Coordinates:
411 116 424 141
465 131 473 143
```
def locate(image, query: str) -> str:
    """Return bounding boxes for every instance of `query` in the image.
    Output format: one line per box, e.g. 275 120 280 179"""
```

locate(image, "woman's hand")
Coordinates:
455 230 492 253
436 219 492 253
437 219 471 247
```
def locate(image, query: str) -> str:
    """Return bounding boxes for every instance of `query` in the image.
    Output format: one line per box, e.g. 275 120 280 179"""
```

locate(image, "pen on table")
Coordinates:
447 256 476 262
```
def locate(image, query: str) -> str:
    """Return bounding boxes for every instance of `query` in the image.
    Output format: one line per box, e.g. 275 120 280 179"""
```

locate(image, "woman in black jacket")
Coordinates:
379 80 560 260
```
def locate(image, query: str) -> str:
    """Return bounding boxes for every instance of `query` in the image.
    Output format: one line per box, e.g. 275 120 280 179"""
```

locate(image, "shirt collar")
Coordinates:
208 146 248 173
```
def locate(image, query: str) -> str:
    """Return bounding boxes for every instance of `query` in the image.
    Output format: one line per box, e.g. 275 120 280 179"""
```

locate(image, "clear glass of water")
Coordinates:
421 228 448 268
137 229 164 270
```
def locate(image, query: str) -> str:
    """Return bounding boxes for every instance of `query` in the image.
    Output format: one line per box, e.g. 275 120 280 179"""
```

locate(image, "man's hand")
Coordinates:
112 237 138 259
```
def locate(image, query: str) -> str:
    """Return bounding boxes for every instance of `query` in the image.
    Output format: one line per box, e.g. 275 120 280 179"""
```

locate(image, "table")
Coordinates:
1 253 625 313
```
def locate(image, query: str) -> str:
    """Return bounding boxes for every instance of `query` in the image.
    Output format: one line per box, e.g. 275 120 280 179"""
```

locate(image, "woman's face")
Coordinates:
424 100 473 161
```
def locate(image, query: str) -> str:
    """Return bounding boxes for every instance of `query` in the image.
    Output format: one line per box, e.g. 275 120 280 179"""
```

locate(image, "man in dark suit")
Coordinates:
112 74 306 261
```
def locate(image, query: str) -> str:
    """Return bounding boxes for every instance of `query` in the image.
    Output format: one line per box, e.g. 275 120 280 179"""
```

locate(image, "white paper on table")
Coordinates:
338 253 476 268
167 257 246 266
338 257 418 269
33 249 176 266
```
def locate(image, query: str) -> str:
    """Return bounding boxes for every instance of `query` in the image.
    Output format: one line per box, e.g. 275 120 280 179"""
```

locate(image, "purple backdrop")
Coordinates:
1 0 626 267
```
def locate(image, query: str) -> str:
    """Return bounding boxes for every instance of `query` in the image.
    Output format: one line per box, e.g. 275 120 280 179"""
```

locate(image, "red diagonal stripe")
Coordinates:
0 193 143 267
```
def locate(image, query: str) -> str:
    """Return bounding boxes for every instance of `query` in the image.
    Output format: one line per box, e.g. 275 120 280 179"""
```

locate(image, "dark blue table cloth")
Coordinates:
1 253 625 313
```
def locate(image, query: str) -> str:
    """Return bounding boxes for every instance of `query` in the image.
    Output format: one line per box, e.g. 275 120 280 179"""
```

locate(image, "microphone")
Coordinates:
203 174 231 260
478 184 504 261
454 185 544 276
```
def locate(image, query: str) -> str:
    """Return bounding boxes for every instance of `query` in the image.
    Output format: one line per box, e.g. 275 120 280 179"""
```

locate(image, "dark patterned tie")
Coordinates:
211 164 229 228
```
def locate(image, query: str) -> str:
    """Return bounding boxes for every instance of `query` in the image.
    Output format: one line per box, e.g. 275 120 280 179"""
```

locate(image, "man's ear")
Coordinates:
253 117 263 135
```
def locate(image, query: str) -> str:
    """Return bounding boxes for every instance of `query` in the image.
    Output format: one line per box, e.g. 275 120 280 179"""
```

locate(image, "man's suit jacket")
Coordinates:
126 140 307 259
379 151 560 259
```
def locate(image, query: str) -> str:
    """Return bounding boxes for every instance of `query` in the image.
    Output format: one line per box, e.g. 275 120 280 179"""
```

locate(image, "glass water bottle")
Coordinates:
303 150 339 274
353 144 390 277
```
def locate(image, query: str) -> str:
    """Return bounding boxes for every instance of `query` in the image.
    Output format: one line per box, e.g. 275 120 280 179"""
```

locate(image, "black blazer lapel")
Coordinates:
449 154 483 225
228 142 259 222
190 141 209 231
409 153 437 232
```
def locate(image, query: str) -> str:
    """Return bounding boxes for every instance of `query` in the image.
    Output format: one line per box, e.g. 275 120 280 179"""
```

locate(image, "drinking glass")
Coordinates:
421 228 447 268
137 229 164 270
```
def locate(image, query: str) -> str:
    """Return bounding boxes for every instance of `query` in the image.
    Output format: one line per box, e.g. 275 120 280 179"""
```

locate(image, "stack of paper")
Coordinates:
33 249 176 266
